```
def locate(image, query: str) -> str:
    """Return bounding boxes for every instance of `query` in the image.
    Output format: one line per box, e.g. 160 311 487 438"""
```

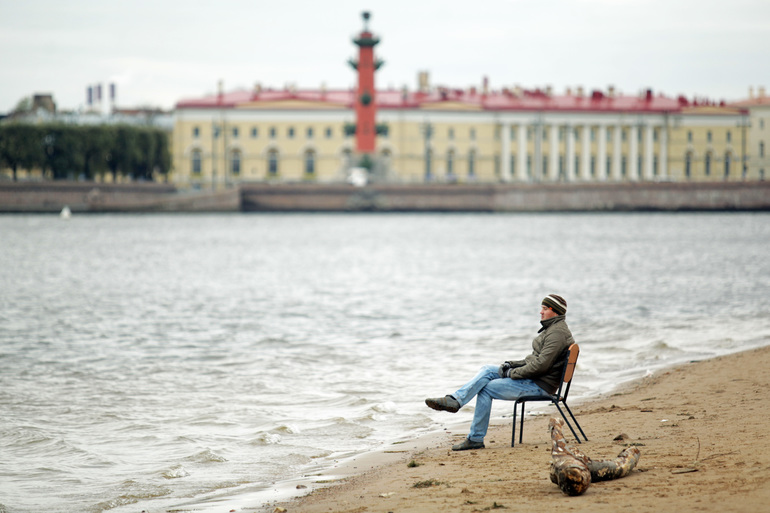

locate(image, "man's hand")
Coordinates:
498 362 512 377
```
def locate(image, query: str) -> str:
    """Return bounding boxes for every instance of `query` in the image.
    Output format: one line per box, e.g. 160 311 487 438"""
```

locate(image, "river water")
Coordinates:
1 212 769 513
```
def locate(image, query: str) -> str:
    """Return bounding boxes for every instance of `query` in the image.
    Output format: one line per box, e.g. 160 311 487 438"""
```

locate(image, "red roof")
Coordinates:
176 87 729 114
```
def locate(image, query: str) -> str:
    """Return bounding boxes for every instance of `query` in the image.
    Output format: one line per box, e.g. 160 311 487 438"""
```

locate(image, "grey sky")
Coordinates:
1 0 769 113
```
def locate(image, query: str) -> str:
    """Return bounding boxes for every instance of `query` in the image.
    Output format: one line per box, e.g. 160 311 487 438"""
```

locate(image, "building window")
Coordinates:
232 127 239 138
590 127 596 141
468 150 476 178
637 155 642 176
231 150 241 175
654 129 659 142
606 156 611 176
543 156 548 177
653 155 659 176
685 152 692 178
325 127 333 138
448 128 454 140
191 150 201 174
268 150 279 176
304 150 315 175
270 127 276 138
724 152 731 178
574 127 580 141
705 152 712 176
574 156 579 177
707 131 712 143
470 128 476 140
193 127 200 138
621 129 627 142
288 127 295 138
760 141 765 158
590 156 596 177
510 155 516 177
251 127 258 138
688 131 693 143
307 127 314 139
638 129 642 142
760 119 765 130
526 155 532 177
727 131 732 143
558 155 565 180
621 156 627 177
447 150 455 178
607 129 611 142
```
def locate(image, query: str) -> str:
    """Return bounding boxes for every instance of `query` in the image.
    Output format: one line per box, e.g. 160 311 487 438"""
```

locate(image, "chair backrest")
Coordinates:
561 343 580 384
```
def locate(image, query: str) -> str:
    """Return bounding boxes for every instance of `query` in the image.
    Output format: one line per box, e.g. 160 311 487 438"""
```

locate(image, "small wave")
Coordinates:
186 448 227 463
252 432 282 445
371 402 397 414
95 480 172 511
275 423 301 434
161 464 190 479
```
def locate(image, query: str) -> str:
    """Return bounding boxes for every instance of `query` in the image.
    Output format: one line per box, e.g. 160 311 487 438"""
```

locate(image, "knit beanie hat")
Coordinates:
542 294 567 315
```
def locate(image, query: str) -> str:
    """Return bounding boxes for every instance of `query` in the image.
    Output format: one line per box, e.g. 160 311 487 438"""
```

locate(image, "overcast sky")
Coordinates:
1 0 769 113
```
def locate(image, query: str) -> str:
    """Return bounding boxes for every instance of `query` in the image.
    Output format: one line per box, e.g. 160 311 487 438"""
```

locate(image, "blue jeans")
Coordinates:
452 364 549 442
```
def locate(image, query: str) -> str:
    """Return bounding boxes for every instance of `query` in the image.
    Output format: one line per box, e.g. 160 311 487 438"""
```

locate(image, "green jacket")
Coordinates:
507 315 575 394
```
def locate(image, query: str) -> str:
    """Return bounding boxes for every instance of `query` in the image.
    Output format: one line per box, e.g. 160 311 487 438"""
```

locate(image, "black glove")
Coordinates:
501 360 526 378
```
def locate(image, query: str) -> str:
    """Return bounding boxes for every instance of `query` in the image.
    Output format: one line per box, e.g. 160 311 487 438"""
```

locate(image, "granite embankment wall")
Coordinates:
0 182 239 213
1 181 769 213
241 181 770 212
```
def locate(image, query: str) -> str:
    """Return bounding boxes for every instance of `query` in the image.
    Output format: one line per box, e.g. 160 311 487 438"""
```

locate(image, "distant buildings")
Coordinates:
172 77 766 188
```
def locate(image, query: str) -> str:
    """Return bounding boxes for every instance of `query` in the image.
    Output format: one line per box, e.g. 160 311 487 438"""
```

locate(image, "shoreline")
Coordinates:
252 344 770 513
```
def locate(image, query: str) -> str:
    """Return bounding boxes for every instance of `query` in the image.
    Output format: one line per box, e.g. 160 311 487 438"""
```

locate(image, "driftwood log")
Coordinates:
549 417 641 496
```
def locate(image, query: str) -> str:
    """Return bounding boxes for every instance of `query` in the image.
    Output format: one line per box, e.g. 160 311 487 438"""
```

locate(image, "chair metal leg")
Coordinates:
554 403 581 443
561 402 588 441
511 401 519 447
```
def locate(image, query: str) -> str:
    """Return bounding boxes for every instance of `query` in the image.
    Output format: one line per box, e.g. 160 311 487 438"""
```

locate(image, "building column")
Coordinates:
629 125 639 181
597 125 607 181
534 122 543 180
500 123 511 182
660 125 668 179
612 124 622 180
581 126 591 181
549 124 559 181
517 124 527 181
644 124 654 180
566 125 575 181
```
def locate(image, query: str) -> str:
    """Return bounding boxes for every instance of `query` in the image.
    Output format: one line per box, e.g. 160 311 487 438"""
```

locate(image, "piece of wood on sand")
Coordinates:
549 417 641 496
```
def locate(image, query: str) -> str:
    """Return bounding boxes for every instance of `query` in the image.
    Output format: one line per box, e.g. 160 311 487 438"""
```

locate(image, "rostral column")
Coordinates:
349 12 383 156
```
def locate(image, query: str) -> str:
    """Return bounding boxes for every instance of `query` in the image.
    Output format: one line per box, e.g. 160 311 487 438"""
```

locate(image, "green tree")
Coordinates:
81 125 114 180
0 124 45 180
106 125 140 182
42 125 84 180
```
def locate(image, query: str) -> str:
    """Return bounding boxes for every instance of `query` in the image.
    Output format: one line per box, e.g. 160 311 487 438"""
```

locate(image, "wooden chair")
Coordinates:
511 343 587 447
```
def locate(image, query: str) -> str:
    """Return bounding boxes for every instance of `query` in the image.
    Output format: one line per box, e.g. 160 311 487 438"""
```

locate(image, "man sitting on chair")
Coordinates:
425 294 574 451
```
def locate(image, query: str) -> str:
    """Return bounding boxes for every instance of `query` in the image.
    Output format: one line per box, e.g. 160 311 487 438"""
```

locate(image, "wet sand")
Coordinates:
270 345 770 513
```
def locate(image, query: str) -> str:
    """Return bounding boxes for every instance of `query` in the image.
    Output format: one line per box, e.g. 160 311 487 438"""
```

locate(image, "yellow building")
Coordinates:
172 79 751 188
731 87 770 181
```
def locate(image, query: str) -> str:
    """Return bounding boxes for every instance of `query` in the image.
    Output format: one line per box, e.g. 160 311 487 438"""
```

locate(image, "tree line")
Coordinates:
0 123 171 182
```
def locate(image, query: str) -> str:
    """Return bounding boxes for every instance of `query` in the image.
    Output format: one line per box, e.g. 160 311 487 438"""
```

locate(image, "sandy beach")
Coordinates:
271 345 770 513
